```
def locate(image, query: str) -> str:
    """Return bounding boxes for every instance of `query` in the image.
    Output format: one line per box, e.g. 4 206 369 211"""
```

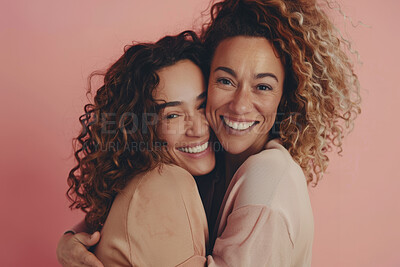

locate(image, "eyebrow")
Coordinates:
255 73 279 82
214 66 279 83
214 66 236 77
156 101 182 110
156 91 207 110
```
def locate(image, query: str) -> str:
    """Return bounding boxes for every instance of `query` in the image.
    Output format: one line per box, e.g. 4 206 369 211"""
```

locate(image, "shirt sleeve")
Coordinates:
126 165 208 267
207 205 294 267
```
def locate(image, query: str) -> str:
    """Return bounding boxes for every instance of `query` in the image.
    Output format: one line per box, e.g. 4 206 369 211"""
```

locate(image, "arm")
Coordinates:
57 166 208 267
207 147 302 266
56 230 104 267
207 206 293 267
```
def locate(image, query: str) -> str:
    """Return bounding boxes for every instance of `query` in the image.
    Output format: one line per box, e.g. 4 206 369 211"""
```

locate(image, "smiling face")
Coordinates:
155 59 215 176
206 36 285 156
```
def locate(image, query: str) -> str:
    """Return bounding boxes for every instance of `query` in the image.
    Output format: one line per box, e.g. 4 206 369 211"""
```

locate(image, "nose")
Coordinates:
229 86 252 114
186 112 208 137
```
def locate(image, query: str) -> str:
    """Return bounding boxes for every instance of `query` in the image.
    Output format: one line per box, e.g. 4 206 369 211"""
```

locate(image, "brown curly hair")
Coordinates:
201 0 361 185
67 31 207 232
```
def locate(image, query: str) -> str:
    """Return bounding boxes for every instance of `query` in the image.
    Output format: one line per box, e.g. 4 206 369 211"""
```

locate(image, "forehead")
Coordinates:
155 60 205 102
212 36 284 78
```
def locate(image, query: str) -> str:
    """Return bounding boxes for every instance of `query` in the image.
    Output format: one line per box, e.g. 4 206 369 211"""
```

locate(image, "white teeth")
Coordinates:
178 142 209 154
223 117 256 130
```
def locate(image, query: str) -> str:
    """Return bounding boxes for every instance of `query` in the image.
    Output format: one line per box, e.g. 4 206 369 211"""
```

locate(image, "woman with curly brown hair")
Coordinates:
57 31 219 266
58 0 360 266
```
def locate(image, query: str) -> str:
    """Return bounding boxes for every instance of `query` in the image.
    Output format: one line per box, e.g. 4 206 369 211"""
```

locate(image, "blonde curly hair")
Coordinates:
201 0 361 185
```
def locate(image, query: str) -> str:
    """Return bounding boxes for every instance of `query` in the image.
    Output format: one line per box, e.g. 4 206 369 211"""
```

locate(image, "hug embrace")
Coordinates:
57 0 361 266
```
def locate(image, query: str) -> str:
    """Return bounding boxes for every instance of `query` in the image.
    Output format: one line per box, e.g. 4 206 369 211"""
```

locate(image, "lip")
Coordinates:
176 142 212 159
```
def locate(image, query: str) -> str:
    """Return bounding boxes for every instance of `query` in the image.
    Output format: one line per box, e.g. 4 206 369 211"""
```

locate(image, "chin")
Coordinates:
220 140 250 155
185 161 215 176
186 168 210 176
224 146 247 155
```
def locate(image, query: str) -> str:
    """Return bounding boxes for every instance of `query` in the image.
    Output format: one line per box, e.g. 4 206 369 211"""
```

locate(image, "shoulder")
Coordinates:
119 164 196 202
123 164 207 265
234 139 305 208
245 139 293 171
135 164 198 197
243 139 304 182
118 164 200 216
124 163 205 226
125 163 203 233
237 139 295 189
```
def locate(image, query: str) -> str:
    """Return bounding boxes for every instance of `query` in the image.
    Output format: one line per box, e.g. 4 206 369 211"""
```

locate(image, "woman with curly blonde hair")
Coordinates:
198 0 359 265
58 0 360 266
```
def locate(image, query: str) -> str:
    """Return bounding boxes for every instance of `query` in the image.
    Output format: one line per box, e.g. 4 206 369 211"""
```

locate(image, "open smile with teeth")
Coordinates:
177 142 209 154
221 116 258 131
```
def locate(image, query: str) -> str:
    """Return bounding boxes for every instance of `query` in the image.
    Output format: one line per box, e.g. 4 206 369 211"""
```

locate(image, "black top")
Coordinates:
194 150 226 253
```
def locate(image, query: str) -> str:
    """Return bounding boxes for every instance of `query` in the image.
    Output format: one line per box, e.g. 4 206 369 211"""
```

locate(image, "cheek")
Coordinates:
207 87 226 115
157 122 181 149
164 136 177 150
257 98 281 119
164 118 187 134
206 89 215 118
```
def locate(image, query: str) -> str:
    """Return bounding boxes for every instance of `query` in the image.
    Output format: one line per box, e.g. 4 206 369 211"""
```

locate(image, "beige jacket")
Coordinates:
95 139 314 266
95 164 208 266
207 139 314 266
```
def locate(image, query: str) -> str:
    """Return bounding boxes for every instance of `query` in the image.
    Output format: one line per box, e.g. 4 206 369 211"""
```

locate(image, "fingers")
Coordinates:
74 231 101 247
76 232 103 267
57 231 104 267
56 232 88 267
57 233 76 266
90 231 101 245
82 252 105 267
70 235 103 267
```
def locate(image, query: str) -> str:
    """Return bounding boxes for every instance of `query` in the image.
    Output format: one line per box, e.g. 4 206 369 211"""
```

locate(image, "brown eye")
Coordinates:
257 84 272 91
217 78 233 86
165 114 179 119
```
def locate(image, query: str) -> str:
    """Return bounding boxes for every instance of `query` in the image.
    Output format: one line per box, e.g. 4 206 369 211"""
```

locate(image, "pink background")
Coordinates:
1 0 399 266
